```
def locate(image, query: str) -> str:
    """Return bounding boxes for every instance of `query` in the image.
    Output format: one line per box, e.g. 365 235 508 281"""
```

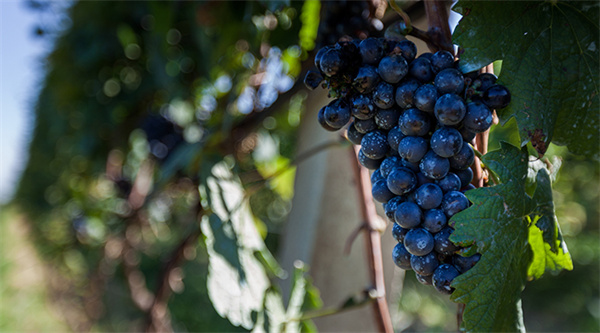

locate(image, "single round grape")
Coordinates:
458 125 476 142
353 65 380 94
318 105 337 131
441 191 470 217
464 101 493 133
398 136 428 163
372 178 395 203
396 39 417 62
449 143 475 170
346 123 364 145
319 48 345 76
395 78 421 109
394 201 422 229
400 159 421 173
473 73 497 92
378 54 408 84
361 130 389 159
430 50 455 73
392 222 409 243
373 82 396 109
416 273 433 285
399 108 431 137
304 70 323 90
434 93 467 126
419 151 450 180
436 172 462 193
409 57 434 82
482 84 511 109
414 84 439 113
461 183 476 193
410 252 439 276
418 52 434 60
392 242 412 270
454 168 474 188
379 156 402 178
433 226 460 255
434 68 465 95
359 37 384 65
386 196 405 223
404 228 435 256
452 253 481 273
314 46 330 70
387 126 406 152
416 171 435 186
422 208 447 233
432 263 460 294
351 94 376 120
323 99 351 128
430 127 464 158
375 108 401 130
371 168 385 184
358 149 382 170
387 167 417 195
353 117 377 134
414 183 444 210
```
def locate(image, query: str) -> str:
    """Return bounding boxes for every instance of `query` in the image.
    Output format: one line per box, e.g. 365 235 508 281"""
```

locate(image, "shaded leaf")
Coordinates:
453 1 599 158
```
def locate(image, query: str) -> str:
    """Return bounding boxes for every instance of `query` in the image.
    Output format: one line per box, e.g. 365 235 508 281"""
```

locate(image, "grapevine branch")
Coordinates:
348 145 394 333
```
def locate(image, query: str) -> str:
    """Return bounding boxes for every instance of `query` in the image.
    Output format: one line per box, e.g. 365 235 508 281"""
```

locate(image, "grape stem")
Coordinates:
423 0 455 54
388 0 413 33
348 145 394 333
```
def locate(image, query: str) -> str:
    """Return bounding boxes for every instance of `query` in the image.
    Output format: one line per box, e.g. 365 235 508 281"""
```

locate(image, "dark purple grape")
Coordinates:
373 82 396 109
386 196 405 223
361 130 389 159
416 171 435 186
351 94 376 120
432 263 460 294
416 273 433 285
359 37 384 65
396 40 417 62
398 136 428 163
414 183 444 210
454 168 473 188
430 50 454 73
354 117 377 134
419 151 450 180
371 168 385 183
314 46 331 70
323 99 351 129
422 208 447 233
400 159 421 173
434 226 460 255
387 167 417 195
379 156 402 178
399 108 431 136
430 127 464 158
394 201 422 229
346 123 364 145
449 143 475 170
434 68 465 95
409 57 434 82
372 178 395 203
414 84 439 113
353 65 380 94
395 78 421 109
417 52 434 61
358 149 383 169
304 70 323 90
482 84 511 109
318 106 337 131
319 48 345 76
473 73 497 92
392 222 409 243
411 252 439 276
404 228 435 256
441 191 470 217
461 183 476 193
375 108 401 130
458 125 476 142
378 54 409 84
464 101 493 133
436 172 461 193
392 242 412 270
452 253 481 273
434 93 467 126
387 126 405 151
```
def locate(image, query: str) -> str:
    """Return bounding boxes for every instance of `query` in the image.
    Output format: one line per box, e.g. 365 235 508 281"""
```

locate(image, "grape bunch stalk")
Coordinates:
304 37 511 294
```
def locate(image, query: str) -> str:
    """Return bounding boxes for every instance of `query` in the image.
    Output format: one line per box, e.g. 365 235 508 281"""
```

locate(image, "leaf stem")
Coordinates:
388 0 413 33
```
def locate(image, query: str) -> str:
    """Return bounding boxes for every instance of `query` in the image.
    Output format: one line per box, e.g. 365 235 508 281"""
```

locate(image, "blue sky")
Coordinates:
0 1 51 203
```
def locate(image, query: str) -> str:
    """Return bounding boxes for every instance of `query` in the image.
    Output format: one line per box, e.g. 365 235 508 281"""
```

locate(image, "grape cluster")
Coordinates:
305 37 510 294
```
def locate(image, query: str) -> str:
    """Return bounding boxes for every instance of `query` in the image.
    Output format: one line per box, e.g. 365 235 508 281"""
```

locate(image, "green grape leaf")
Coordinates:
449 143 570 332
453 1 600 159
201 162 272 329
